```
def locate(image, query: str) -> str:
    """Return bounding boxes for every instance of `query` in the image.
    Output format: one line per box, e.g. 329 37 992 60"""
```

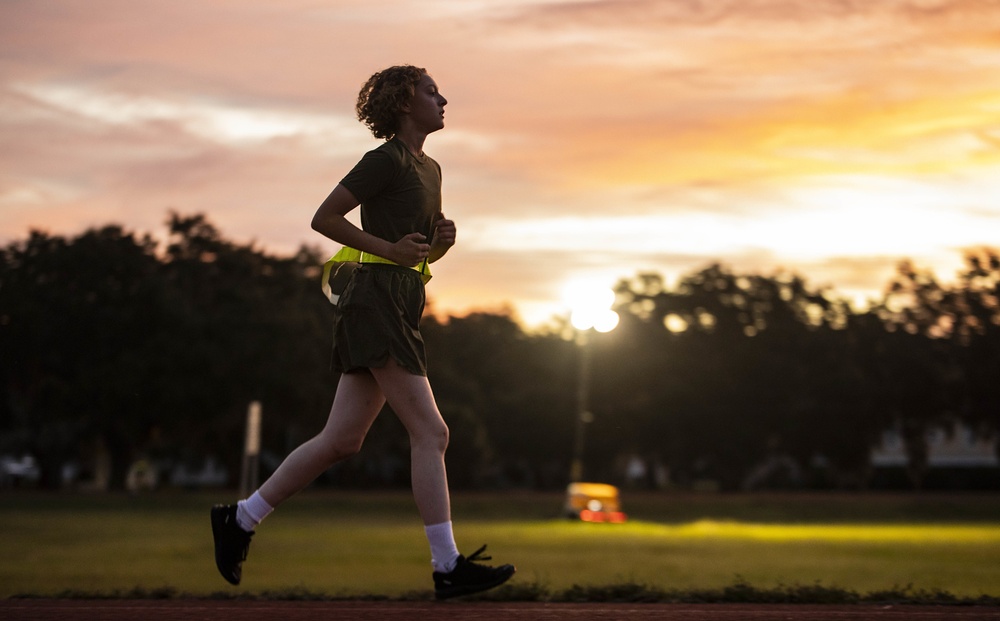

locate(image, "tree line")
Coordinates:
1 213 997 491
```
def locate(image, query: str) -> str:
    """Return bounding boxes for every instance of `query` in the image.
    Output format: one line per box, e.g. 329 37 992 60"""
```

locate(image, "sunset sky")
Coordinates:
3 0 999 326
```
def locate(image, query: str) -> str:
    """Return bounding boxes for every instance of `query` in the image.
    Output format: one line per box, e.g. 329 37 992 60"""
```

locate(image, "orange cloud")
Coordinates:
3 0 1000 324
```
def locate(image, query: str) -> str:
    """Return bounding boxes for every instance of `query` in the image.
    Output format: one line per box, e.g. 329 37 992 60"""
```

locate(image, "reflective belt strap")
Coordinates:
322 246 432 284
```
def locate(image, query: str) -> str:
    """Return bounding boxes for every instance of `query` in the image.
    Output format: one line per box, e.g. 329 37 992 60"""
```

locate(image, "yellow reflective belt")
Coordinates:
323 246 432 284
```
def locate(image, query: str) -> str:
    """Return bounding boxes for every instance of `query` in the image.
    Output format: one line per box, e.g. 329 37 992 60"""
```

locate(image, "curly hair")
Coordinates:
356 65 427 140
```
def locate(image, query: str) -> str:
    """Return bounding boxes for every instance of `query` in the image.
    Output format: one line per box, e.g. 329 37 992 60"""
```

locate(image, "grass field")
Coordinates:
2 489 999 600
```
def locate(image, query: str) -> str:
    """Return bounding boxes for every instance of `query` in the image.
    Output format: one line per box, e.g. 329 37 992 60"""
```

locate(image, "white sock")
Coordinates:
236 491 274 532
424 521 461 574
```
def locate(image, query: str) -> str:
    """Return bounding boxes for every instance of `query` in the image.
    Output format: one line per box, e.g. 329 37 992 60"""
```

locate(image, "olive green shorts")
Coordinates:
330 263 427 376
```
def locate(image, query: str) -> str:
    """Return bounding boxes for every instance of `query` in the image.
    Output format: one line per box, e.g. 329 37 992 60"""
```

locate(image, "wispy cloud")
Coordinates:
3 0 1000 324
11 82 364 147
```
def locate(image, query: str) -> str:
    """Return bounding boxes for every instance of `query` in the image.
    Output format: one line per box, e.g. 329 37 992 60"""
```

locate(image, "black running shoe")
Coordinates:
211 504 253 585
433 545 515 600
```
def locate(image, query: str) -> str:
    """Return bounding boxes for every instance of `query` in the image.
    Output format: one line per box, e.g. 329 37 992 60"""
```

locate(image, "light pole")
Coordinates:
566 285 619 483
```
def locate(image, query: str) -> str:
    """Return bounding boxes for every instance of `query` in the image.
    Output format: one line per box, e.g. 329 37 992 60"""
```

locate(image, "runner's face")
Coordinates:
407 74 447 134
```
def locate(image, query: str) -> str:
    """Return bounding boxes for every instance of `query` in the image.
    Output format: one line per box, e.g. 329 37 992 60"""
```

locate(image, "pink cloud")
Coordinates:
3 0 1000 323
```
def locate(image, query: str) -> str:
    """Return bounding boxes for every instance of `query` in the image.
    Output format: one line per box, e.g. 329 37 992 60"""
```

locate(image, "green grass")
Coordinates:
2 490 1000 601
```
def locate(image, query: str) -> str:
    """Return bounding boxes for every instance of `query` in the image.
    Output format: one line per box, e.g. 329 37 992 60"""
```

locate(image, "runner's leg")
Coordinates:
256 371 386 507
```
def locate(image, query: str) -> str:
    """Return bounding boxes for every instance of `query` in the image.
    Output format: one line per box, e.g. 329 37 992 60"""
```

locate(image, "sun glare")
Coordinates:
563 280 620 332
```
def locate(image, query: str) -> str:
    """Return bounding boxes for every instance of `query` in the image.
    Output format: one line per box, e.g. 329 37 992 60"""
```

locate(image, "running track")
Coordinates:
3 601 999 620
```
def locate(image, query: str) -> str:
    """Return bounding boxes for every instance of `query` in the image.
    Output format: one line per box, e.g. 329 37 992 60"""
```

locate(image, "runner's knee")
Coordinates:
315 430 365 463
410 419 449 455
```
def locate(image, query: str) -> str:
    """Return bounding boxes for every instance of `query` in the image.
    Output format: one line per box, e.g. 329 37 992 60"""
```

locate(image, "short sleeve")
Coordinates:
339 149 397 204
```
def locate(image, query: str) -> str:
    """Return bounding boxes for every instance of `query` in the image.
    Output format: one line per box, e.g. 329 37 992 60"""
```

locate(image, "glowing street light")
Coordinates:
564 284 620 483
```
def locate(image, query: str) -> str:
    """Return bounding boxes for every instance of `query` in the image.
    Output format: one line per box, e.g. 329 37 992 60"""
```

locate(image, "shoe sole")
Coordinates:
211 506 241 586
435 565 516 600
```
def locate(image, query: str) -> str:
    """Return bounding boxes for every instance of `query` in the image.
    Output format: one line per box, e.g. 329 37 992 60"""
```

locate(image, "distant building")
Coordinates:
870 424 1000 489
872 425 999 468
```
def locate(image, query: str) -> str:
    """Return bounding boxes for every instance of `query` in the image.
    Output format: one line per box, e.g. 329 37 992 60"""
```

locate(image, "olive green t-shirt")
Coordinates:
339 137 442 246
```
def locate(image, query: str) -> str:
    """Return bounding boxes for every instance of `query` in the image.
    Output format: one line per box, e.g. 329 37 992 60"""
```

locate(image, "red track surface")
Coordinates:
3 601 999 621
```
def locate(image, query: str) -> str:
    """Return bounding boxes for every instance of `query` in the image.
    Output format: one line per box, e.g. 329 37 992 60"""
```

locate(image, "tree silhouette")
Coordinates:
0 226 164 486
2 214 996 491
